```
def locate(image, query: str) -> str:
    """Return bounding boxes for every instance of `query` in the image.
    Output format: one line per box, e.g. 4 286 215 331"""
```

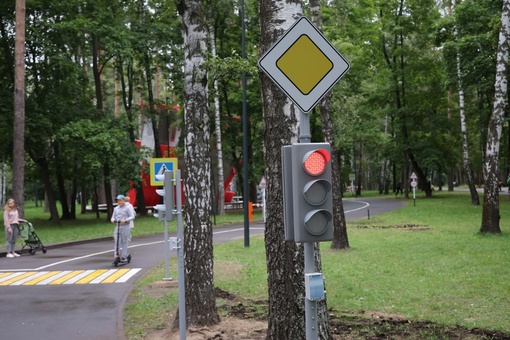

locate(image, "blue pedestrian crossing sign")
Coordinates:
150 158 178 186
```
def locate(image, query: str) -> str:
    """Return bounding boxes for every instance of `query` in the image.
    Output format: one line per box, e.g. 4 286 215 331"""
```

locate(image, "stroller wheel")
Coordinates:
42 248 47 254
30 249 36 255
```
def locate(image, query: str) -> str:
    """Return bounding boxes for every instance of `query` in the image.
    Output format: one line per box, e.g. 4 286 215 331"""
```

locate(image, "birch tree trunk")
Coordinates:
453 0 480 206
309 0 349 254
209 16 225 215
309 1 345 336
480 0 510 234
457 52 480 205
176 0 220 327
13 0 26 216
258 1 306 338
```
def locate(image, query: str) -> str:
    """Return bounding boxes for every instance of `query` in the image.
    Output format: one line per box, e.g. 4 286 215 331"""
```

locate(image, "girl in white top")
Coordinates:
3 198 26 258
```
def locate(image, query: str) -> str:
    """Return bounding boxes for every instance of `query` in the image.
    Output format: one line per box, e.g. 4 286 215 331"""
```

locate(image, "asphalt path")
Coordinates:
0 197 405 339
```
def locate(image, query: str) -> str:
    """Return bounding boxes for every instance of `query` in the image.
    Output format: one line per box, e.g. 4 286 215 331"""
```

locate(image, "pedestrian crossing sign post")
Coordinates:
258 16 350 113
150 158 178 186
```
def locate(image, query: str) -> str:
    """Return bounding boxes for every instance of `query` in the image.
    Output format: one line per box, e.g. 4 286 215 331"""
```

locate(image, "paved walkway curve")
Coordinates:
0 197 404 339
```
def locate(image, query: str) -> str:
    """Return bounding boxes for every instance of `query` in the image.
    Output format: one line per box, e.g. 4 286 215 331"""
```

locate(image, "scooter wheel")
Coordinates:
127 255 132 263
113 258 120 267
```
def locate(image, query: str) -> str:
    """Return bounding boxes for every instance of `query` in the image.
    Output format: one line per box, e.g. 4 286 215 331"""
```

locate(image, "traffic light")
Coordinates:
282 143 333 243
154 170 174 222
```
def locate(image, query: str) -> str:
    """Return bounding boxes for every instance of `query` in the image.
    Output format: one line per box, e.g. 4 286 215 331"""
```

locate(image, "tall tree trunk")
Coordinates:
13 0 25 216
144 51 161 158
103 164 114 221
481 0 510 234
458 58 480 205
175 0 219 328
258 1 307 338
119 58 148 216
208 10 225 215
309 0 349 253
34 157 60 225
453 1 480 205
356 141 363 196
382 115 390 195
92 34 103 114
91 33 114 216
309 2 342 338
55 144 73 219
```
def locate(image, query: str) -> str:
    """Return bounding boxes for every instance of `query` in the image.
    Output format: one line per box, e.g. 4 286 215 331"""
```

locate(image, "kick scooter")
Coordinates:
113 220 131 267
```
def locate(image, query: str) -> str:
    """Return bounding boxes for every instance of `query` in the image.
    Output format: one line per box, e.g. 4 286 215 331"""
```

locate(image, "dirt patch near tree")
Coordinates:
352 223 431 231
140 285 510 340
145 316 267 340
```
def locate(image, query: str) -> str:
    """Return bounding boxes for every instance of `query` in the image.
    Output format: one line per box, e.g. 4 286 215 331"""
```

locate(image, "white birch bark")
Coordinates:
177 0 220 327
258 0 304 338
453 0 480 205
481 0 510 233
209 21 225 215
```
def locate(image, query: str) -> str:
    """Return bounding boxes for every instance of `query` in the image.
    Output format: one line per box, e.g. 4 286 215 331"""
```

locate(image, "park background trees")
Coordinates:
2 0 507 223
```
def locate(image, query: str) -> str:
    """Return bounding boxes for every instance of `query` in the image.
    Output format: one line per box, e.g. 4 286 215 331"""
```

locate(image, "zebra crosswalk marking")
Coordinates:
0 272 26 283
0 269 142 286
0 272 38 286
50 270 84 285
90 269 117 284
115 268 141 283
76 269 107 284
38 271 72 285
102 268 129 283
13 271 50 286
24 271 60 285
64 270 96 284
0 272 14 279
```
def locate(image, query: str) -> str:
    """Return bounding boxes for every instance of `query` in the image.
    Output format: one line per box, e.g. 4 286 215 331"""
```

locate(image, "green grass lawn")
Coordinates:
130 190 510 337
4 190 510 336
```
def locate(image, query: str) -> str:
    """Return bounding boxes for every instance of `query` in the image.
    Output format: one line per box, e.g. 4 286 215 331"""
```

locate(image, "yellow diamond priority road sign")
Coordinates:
258 16 350 113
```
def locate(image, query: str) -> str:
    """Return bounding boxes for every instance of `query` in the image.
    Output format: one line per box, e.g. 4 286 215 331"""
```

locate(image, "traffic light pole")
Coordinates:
299 109 318 340
175 170 186 340
154 171 186 339
304 242 318 339
163 218 172 281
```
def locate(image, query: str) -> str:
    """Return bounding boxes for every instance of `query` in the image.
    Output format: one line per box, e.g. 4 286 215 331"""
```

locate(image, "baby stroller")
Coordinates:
19 221 47 255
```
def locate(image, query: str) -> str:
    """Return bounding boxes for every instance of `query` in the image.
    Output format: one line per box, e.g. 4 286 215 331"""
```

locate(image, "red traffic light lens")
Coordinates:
303 149 331 176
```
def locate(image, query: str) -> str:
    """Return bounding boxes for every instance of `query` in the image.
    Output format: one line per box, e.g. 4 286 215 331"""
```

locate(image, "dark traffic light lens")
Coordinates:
303 180 331 205
304 210 332 235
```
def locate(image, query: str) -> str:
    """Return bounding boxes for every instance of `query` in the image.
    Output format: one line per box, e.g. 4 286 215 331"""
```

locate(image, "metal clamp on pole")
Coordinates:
169 237 181 251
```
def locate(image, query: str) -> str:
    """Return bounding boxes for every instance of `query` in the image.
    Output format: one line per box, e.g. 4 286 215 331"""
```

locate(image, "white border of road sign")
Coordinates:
258 16 350 113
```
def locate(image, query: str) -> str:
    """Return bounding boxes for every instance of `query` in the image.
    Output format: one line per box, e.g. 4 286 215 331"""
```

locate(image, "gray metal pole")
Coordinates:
300 109 318 340
163 170 172 281
304 242 318 339
163 219 171 280
176 170 186 339
241 0 250 247
299 110 311 143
